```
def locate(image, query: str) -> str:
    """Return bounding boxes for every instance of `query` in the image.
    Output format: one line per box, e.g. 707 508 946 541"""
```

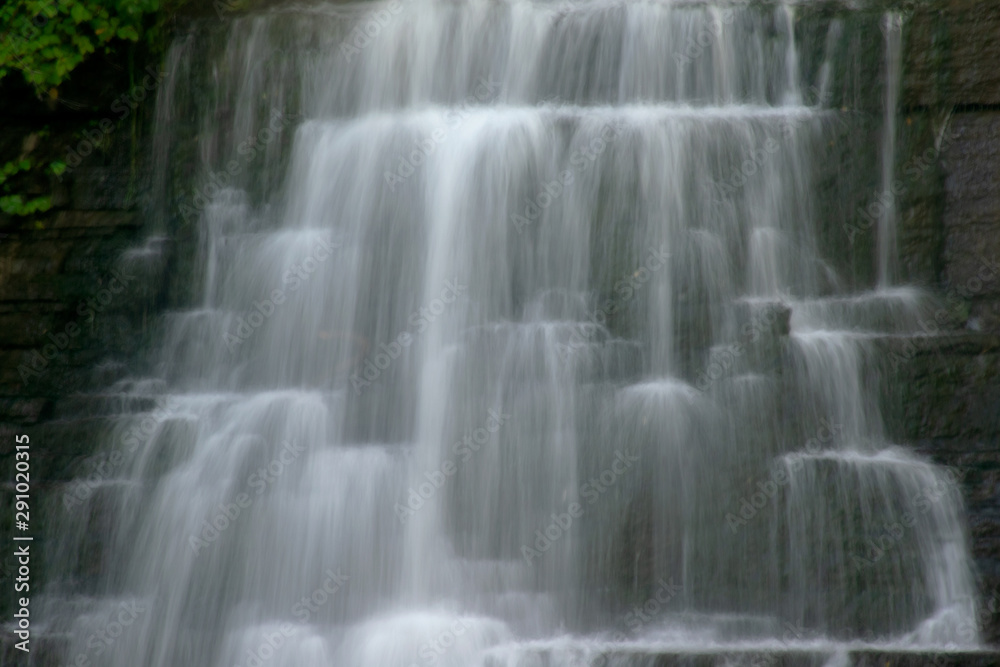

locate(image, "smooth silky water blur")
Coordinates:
44 1 982 665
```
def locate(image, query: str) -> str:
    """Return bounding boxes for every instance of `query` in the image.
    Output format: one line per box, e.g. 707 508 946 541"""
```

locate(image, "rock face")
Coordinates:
1 0 1000 652
904 1 1000 109
895 0 1000 645
0 63 168 623
940 114 1000 334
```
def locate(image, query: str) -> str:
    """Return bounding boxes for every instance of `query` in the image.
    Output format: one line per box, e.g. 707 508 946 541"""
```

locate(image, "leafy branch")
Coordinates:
0 1 166 97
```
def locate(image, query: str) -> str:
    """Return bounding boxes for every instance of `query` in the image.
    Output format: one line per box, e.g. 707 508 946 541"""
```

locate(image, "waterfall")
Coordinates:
48 2 981 666
877 11 904 289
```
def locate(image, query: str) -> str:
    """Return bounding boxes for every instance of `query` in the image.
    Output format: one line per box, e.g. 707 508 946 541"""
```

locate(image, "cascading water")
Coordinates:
876 10 903 290
45 1 982 665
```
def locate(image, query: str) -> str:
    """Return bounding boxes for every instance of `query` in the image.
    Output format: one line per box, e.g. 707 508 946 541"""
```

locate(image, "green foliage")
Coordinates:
0 157 58 216
0 0 258 215
0 0 163 96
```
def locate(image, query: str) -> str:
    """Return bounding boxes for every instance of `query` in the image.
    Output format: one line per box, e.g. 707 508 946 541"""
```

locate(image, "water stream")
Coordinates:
48 2 981 665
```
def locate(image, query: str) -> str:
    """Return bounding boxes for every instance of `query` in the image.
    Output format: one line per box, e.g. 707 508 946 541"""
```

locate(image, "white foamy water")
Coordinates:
47 2 981 666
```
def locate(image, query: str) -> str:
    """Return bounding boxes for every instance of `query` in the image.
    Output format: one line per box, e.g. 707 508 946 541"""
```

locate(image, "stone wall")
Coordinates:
0 53 168 622
892 0 1000 645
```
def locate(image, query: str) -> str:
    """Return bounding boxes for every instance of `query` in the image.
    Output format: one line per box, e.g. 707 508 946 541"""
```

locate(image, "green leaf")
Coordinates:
72 34 94 54
0 0 167 95
116 25 140 42
0 195 24 214
30 196 52 213
70 4 92 23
